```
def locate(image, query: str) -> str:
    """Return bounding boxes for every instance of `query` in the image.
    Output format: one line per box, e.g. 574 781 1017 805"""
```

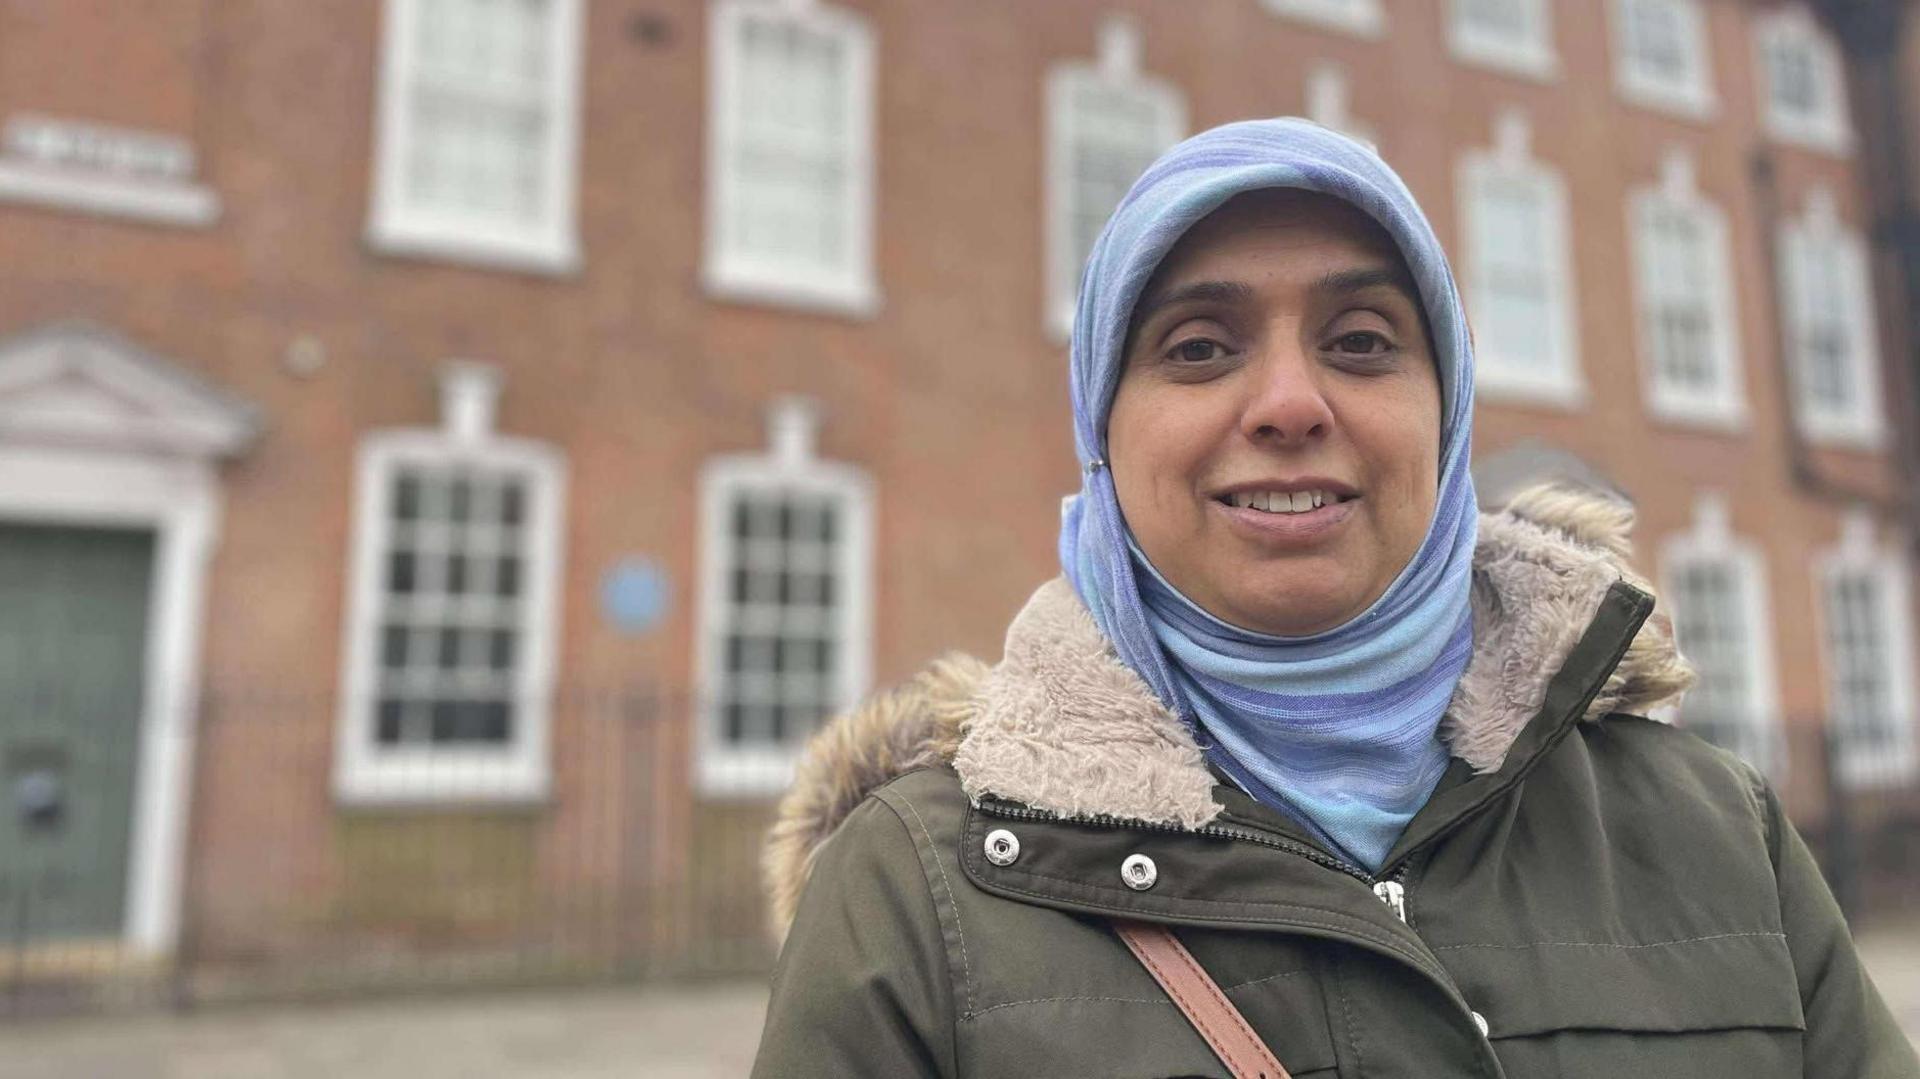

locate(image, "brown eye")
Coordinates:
1173 339 1224 363
1333 331 1389 354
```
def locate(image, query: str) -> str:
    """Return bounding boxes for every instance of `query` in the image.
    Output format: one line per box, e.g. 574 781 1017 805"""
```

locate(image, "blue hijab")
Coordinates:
1059 118 1478 872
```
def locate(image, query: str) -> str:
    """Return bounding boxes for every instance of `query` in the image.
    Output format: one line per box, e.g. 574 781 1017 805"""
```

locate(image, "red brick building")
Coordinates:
0 0 1913 981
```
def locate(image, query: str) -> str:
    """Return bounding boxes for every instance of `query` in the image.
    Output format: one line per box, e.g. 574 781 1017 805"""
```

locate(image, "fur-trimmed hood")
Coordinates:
764 486 1695 936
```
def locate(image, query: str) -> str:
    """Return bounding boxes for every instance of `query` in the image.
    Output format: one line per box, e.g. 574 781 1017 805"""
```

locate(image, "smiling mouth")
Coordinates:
1214 489 1359 515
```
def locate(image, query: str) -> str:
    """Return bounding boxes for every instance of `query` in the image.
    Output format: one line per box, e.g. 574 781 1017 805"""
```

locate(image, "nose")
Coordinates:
1239 340 1334 445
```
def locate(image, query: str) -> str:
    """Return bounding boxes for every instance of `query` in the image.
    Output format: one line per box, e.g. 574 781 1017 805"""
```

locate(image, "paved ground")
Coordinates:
1 923 1915 1078
0 979 771 1079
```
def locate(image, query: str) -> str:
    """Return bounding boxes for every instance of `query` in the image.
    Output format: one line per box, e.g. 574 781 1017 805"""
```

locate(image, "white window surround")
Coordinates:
1259 0 1385 38
1457 111 1584 408
1814 510 1919 787
1448 0 1558 82
1630 149 1744 429
1045 15 1186 339
366 0 585 275
1755 5 1851 155
334 363 568 805
1660 491 1784 779
1778 186 1885 449
1611 0 1715 119
0 114 220 228
695 398 873 797
703 0 879 318
0 322 259 957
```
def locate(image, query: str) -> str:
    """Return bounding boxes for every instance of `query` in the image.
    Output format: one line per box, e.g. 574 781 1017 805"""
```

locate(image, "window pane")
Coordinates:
382 624 410 669
392 473 423 521
715 488 851 750
389 549 418 594
368 461 535 752
1624 0 1688 81
376 698 407 744
1671 558 1766 767
1458 0 1533 39
1064 82 1175 296
730 12 855 272
403 0 554 225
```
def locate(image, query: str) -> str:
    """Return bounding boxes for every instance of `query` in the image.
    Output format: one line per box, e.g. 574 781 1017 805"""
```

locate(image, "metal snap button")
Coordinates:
1120 853 1158 891
1471 1010 1490 1037
983 828 1021 867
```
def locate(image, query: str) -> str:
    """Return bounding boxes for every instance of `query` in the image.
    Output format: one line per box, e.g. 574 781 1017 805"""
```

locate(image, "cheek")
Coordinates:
1108 385 1209 534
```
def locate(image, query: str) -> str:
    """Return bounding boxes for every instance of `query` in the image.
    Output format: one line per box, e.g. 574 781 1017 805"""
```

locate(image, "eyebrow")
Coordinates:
1130 280 1256 330
1315 265 1422 306
1130 264 1423 334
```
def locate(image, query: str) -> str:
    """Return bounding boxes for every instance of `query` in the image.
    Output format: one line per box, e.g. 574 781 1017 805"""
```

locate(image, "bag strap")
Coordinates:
1111 919 1291 1079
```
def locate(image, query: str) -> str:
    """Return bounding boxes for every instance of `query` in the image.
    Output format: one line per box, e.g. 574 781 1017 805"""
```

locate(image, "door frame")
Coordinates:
0 323 257 958
0 448 220 956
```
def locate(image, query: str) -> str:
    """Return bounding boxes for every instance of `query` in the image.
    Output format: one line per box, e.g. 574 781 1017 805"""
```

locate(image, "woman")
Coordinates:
750 119 1916 1077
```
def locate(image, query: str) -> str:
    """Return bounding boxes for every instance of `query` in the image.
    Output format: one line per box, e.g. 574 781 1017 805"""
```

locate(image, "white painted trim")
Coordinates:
0 451 219 957
332 430 569 806
1044 56 1186 340
693 407 874 798
1610 0 1716 121
1457 128 1585 409
1659 493 1785 779
703 0 880 319
1754 4 1852 156
1259 0 1385 39
0 160 220 229
1447 0 1558 82
1628 162 1746 431
0 325 253 957
1304 63 1377 151
365 0 585 275
1812 515 1919 787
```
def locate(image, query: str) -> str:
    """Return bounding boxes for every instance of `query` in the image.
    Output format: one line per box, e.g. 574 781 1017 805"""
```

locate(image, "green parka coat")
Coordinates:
752 489 1919 1078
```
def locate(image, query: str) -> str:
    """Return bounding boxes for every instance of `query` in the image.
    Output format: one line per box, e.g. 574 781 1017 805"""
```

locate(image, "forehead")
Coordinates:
1149 188 1406 285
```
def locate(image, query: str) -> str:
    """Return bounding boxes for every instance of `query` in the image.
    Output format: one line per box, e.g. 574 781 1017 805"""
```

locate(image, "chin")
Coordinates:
1224 589 1357 638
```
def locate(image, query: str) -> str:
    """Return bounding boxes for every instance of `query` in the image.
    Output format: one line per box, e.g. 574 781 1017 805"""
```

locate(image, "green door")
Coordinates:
0 524 154 941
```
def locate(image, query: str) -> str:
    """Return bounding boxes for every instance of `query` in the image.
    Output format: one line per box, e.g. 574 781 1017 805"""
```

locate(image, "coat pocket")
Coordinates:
1437 929 1806 1077
956 982 1339 1078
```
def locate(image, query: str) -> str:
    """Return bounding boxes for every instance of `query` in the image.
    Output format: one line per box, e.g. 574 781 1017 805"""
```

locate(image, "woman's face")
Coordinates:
1108 189 1443 637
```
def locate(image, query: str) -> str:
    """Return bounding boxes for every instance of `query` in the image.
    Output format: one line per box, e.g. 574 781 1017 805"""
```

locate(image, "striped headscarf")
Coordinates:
1059 118 1478 871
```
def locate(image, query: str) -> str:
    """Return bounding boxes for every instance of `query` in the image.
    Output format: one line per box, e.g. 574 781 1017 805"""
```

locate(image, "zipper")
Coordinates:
975 797 1383 885
1372 879 1408 923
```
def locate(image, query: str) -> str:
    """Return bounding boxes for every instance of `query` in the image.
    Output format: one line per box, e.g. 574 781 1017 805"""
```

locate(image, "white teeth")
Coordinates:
1290 491 1310 513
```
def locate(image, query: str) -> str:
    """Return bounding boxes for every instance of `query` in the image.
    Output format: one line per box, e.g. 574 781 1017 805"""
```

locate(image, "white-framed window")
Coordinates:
695 399 873 796
367 0 585 273
1630 150 1743 427
1046 15 1185 339
1304 62 1378 150
704 0 878 317
1611 0 1714 117
1662 492 1783 778
1778 187 1884 447
1448 0 1556 80
1259 0 1384 38
335 364 568 804
1815 511 1918 787
1755 4 1850 153
1458 111 1581 406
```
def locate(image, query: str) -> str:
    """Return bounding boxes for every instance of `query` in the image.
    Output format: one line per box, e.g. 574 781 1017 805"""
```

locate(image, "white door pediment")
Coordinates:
0 322 259 457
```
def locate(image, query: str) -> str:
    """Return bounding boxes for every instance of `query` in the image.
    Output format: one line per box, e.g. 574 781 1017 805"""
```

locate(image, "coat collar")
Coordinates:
764 486 1695 935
